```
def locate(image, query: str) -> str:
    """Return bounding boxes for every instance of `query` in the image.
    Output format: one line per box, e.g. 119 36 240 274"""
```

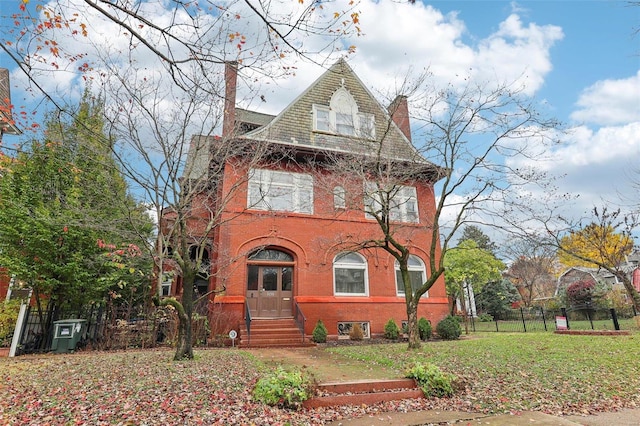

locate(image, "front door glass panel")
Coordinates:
262 268 278 291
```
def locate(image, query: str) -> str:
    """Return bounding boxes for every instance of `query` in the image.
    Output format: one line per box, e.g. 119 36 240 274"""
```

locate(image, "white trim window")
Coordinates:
364 183 419 223
312 87 376 139
333 186 346 209
333 252 368 296
161 271 175 297
248 168 314 214
395 255 428 297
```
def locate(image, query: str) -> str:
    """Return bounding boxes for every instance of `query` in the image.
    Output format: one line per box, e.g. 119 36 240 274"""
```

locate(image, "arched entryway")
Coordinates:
246 248 294 318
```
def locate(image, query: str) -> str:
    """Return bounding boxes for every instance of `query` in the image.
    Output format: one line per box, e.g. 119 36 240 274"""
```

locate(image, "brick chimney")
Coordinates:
222 61 238 138
388 95 411 142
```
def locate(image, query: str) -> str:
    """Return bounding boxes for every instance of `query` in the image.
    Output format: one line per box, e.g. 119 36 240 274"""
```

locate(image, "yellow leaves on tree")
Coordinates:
558 223 633 269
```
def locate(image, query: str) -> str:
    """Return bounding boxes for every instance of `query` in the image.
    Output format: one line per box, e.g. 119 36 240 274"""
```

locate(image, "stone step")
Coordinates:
303 378 424 409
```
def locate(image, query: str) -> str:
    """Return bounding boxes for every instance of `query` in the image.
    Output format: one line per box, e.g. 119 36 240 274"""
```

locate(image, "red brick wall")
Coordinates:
207 159 449 338
0 267 9 301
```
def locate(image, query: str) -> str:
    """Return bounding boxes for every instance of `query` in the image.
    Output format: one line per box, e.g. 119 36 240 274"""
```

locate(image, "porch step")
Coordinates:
303 378 424 409
239 318 314 348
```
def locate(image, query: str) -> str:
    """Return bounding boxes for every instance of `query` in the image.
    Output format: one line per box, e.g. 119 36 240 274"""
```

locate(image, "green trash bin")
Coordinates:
51 319 87 353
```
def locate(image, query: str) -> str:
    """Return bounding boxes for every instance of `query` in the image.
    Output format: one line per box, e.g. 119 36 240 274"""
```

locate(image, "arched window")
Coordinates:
248 248 294 262
312 87 375 139
333 186 346 209
395 255 428 297
334 252 368 296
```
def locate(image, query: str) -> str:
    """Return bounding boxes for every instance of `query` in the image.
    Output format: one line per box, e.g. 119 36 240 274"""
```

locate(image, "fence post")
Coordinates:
520 307 527 332
541 307 547 332
561 308 570 330
610 308 620 331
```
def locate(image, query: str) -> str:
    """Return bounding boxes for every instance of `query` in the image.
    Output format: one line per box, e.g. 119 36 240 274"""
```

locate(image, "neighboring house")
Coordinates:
1 68 21 301
164 59 449 342
556 252 640 300
0 268 10 301
556 267 618 296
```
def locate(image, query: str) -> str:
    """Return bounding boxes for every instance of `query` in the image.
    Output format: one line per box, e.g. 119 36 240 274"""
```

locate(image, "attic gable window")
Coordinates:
312 87 375 139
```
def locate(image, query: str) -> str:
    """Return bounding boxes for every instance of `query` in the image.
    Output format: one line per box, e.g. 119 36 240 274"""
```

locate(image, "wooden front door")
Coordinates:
247 265 293 318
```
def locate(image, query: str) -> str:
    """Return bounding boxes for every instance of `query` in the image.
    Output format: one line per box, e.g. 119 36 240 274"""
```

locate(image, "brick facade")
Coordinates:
171 60 450 340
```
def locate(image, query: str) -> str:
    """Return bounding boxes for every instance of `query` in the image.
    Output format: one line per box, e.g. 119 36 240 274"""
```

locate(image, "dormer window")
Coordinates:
312 87 375 139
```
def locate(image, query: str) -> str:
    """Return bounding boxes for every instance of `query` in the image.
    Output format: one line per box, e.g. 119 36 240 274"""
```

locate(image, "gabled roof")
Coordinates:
0 68 21 137
240 59 424 163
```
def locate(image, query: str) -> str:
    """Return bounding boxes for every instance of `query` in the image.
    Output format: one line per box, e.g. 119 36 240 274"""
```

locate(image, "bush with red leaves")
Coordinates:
566 280 596 305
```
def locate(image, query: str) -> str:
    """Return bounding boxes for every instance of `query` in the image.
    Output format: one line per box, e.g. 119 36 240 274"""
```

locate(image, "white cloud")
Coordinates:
570 71 640 126
8 0 635 238
241 0 565 114
475 14 563 95
507 121 640 216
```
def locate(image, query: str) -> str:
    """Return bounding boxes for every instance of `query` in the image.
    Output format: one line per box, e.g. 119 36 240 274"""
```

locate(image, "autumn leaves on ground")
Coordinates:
2 333 640 425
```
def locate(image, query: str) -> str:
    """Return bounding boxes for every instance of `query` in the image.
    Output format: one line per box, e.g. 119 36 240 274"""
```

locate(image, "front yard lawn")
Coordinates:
328 332 640 415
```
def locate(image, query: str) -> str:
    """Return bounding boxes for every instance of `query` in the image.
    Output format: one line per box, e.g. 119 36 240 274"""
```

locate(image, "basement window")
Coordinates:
337 321 370 339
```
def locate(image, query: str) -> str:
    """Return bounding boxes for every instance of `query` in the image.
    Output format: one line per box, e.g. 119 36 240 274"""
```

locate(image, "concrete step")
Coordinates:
303 378 423 409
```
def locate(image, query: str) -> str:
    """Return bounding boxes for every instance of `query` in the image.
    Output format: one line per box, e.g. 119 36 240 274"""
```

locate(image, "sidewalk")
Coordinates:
328 408 640 425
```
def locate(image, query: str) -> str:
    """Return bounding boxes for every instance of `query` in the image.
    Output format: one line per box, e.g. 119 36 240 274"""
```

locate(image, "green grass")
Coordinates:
327 332 640 414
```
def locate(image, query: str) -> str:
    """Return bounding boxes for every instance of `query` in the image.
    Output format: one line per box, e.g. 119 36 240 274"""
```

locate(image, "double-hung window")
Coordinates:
395 255 428 297
364 183 419 223
333 252 368 296
248 168 313 214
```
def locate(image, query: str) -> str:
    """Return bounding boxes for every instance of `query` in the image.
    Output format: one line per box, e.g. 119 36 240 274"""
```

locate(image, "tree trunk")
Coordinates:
173 302 191 361
154 297 192 360
618 273 640 313
399 266 421 350
175 269 195 360
406 300 421 349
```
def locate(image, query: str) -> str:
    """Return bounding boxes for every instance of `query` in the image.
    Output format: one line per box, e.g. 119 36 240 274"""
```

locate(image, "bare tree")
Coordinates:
1 0 360 360
503 236 558 306
1 0 360 106
318 74 560 349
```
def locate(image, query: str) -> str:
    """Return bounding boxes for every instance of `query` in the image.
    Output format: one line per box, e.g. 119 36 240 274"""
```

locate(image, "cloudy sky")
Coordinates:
1 0 639 241
246 1 639 231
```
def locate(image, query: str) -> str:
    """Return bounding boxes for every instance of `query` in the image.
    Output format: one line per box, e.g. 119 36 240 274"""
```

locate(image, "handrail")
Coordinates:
244 298 252 346
293 300 306 343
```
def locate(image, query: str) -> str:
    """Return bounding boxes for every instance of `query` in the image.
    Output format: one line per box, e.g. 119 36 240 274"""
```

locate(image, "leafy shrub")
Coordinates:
384 318 400 340
312 320 328 343
0 299 21 347
349 323 364 340
252 367 314 409
478 313 493 322
418 317 432 341
436 315 462 340
406 363 456 398
566 280 596 307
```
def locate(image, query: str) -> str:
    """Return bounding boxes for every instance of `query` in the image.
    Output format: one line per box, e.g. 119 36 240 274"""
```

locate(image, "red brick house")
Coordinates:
167 59 449 344
1 68 21 301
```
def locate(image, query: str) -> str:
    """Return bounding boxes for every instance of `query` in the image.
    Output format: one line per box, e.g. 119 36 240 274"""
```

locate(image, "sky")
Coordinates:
1 0 639 244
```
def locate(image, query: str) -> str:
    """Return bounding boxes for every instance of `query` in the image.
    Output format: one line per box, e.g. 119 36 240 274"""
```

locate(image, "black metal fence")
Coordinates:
13 302 171 355
466 306 638 333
